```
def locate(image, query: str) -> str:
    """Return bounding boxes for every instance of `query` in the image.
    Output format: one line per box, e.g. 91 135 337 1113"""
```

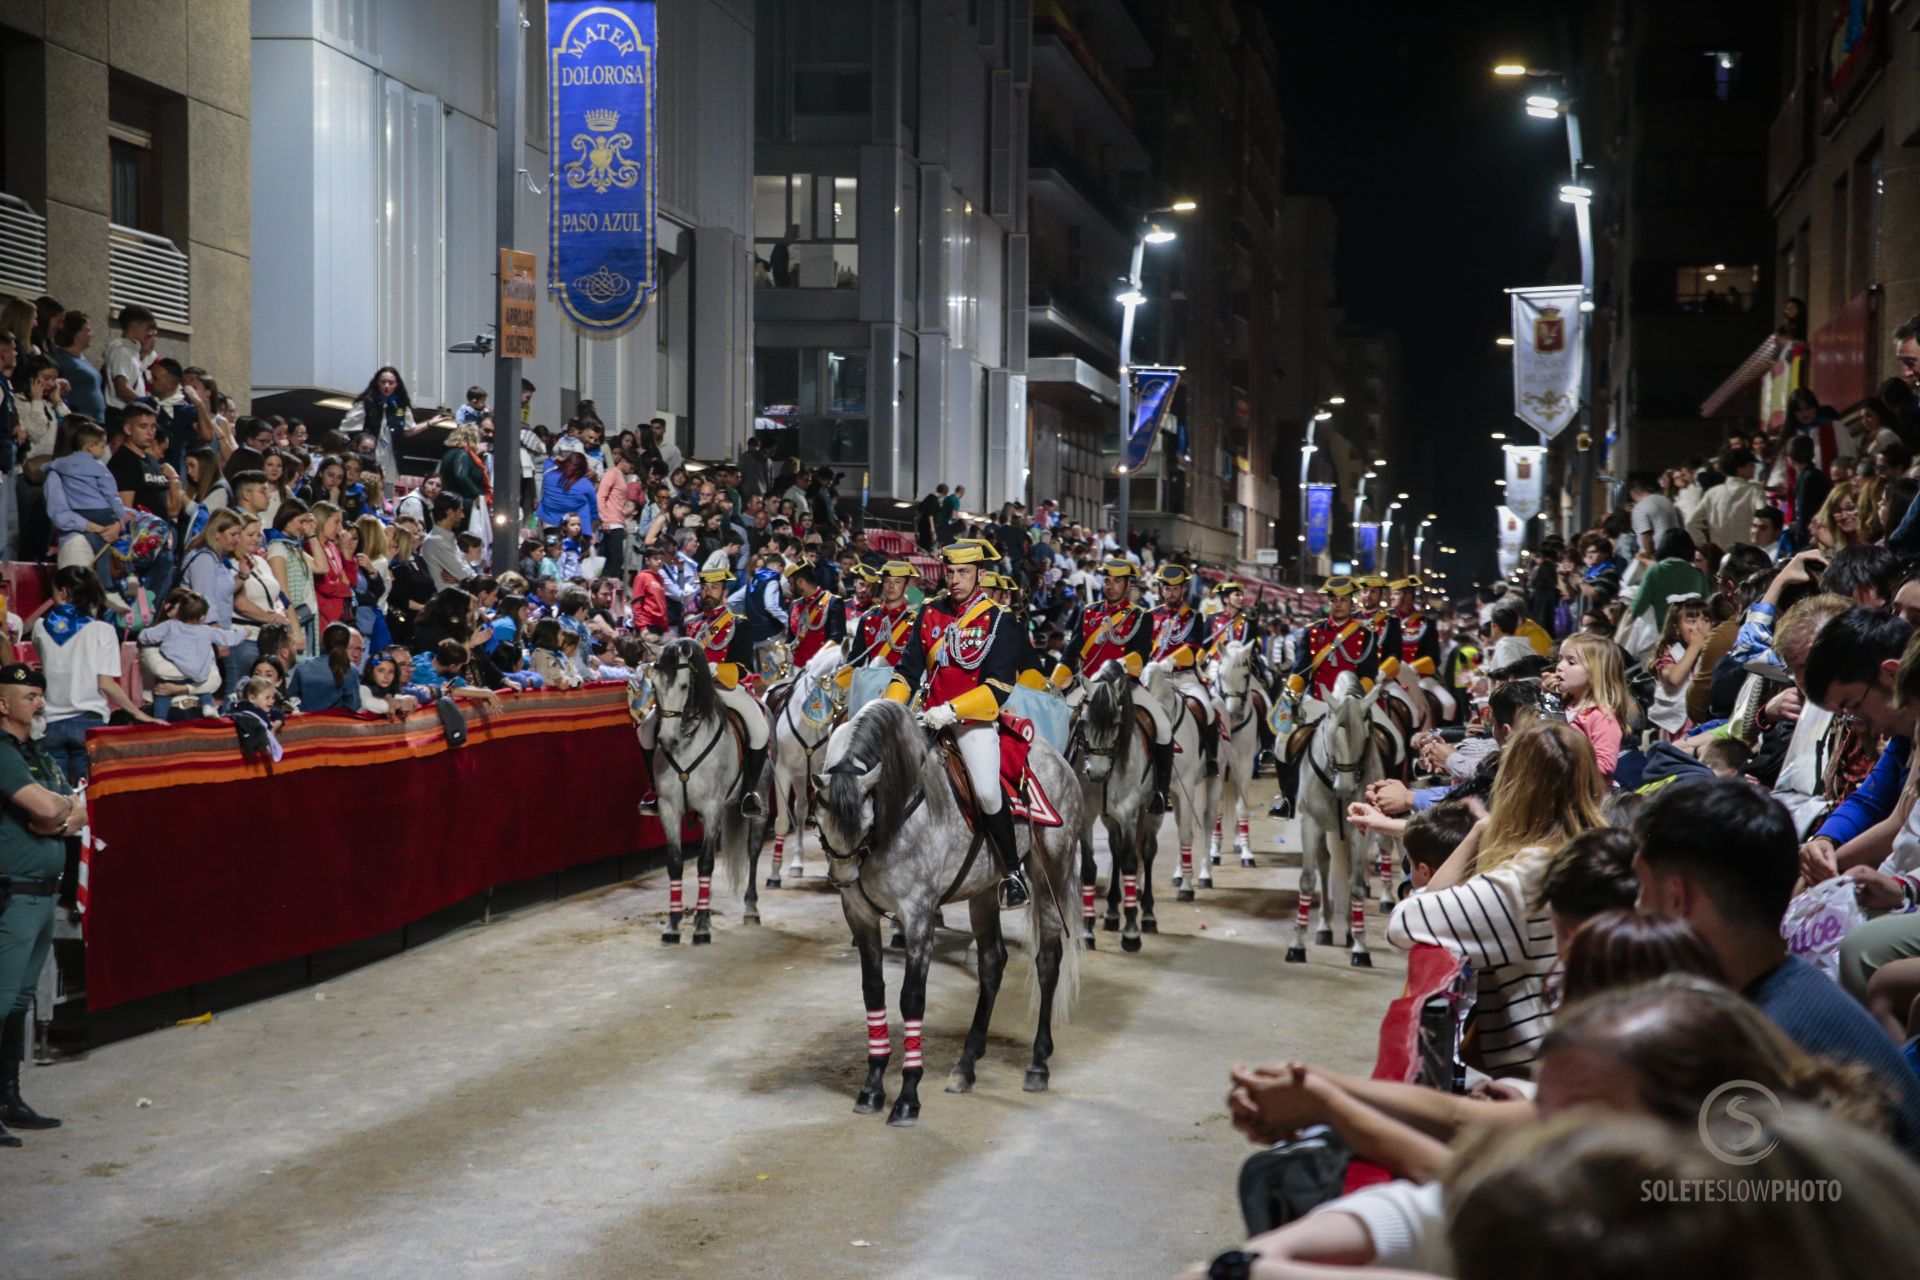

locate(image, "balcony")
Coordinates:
1028 134 1131 242
1767 71 1811 209
0 193 47 301
1029 270 1122 363
1031 13 1149 171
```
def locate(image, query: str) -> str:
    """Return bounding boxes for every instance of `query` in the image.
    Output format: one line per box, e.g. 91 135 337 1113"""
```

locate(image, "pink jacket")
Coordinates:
1569 704 1622 780
597 468 634 531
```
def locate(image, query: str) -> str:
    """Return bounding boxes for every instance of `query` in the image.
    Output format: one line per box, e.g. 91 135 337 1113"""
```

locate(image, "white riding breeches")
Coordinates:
1135 687 1173 745
1171 674 1214 725
955 720 1004 815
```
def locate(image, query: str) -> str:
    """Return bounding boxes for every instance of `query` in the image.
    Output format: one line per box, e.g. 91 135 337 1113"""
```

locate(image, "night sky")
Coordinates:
1273 1 1575 586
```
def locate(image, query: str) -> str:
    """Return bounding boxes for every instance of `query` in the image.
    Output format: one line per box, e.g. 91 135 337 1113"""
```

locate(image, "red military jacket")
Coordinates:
894 590 1021 711
1151 604 1204 661
1396 608 1441 669
855 601 915 668
1296 614 1380 697
686 605 751 669
788 588 846 665
1077 601 1150 676
1207 609 1255 656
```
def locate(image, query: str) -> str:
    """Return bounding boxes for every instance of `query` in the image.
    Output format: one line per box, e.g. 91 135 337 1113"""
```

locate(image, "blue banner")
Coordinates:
1305 483 1334 557
1127 367 1181 471
548 1 658 337
1357 523 1380 574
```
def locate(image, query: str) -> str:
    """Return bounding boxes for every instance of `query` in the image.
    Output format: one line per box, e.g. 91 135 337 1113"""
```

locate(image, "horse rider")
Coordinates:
1285 576 1382 712
1149 563 1218 778
852 561 917 667
638 568 771 817
1384 572 1455 722
1356 573 1402 667
845 562 880 633
1205 579 1270 767
1062 559 1173 814
784 560 847 667
886 540 1033 909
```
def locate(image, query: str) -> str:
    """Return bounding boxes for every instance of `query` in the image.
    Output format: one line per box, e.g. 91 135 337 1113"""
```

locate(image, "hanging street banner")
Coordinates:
1496 505 1525 578
1304 483 1334 557
1128 367 1181 472
1503 444 1547 522
548 1 658 338
1356 523 1380 575
1508 285 1584 439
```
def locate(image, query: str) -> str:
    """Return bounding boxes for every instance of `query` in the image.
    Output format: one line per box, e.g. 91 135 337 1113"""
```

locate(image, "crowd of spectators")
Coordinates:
1179 314 1920 1279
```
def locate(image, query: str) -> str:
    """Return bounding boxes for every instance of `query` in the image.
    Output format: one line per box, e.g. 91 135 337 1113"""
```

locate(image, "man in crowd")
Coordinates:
421 492 475 588
1692 448 1766 551
1626 472 1681 559
100 305 156 429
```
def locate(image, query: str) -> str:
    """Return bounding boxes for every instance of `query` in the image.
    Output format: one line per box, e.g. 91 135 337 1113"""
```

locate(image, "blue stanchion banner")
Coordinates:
1128 368 1181 472
548 1 658 337
1357 523 1380 574
1305 483 1334 557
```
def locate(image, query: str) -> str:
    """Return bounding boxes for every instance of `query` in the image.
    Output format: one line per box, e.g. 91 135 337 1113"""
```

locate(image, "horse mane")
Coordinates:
803 642 843 680
1329 670 1362 702
656 637 716 723
1084 665 1134 750
824 699 927 849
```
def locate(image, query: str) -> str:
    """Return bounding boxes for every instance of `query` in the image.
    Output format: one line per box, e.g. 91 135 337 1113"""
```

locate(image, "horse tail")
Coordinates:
1024 763 1082 1024
1025 873 1081 1025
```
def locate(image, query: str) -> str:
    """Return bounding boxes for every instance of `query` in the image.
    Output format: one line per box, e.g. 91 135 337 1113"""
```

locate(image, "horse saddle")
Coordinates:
937 721 1063 829
1283 720 1317 766
762 678 798 725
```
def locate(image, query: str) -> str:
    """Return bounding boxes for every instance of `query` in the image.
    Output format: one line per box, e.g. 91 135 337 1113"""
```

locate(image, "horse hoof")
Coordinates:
890 931 906 949
1082 934 1097 951
1177 888 1195 902
1350 952 1374 968
1023 1069 1050 1093
742 913 761 926
886 1103 920 1127
692 933 712 946
1314 930 1334 946
1141 918 1159 934
944 1073 975 1095
1240 855 1258 868
1284 947 1307 964
764 877 782 889
853 1090 887 1114
1209 852 1222 865
1198 875 1215 889
1102 916 1120 933
661 932 680 945
1121 935 1142 953
1170 874 1183 888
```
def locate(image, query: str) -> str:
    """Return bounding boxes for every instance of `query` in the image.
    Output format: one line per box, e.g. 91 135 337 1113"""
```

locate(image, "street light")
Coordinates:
1327 395 1346 406
1299 395 1341 586
1114 199 1197 552
1382 501 1404 575
1495 336 1515 347
1558 183 1592 204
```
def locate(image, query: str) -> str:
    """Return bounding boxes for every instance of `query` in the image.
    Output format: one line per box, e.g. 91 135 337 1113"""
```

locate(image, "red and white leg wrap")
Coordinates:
1350 900 1367 942
1213 816 1223 839
1081 883 1097 920
696 875 712 912
1122 874 1138 907
1237 817 1250 845
902 1019 924 1072
1295 890 1312 932
772 836 784 871
1379 847 1392 883
1180 844 1193 875
865 1009 889 1061
668 879 683 913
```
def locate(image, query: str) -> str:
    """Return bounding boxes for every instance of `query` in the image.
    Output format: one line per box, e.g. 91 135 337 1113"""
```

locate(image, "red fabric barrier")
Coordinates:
81 685 657 1008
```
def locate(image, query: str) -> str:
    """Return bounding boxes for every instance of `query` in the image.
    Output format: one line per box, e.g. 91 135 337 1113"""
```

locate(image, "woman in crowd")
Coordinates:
31 566 159 779
287 621 362 713
1385 720 1607 1076
259 450 294 525
340 365 433 480
48 311 104 422
266 499 319 653
227 513 290 693
489 594 533 652
436 424 491 531
1814 478 1873 550
352 516 393 647
410 587 492 657
307 500 353 630
384 522 434 646
303 455 347 509
537 449 598 538
12 353 67 556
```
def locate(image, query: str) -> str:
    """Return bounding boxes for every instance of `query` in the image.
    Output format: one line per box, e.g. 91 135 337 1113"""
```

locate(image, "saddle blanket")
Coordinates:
996 713 1062 827
1005 683 1072 754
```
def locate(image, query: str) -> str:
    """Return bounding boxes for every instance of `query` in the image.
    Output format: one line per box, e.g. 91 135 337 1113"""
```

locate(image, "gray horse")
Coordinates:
1283 672 1384 967
1073 665 1160 951
645 639 770 944
814 699 1082 1126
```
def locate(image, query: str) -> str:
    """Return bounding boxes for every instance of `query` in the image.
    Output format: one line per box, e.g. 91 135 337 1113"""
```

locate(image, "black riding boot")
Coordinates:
1270 754 1300 819
736 745 768 817
0 1011 58 1131
983 805 1029 909
1202 721 1220 779
1150 741 1174 814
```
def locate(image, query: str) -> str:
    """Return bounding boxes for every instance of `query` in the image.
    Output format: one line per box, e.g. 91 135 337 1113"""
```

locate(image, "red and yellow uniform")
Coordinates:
1388 574 1441 676
1287 576 1380 699
886 555 1020 724
784 562 848 666
1071 560 1152 680
856 600 916 668
686 598 756 689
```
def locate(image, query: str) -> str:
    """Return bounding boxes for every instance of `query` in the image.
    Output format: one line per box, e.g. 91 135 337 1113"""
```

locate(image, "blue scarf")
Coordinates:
264 527 301 547
41 603 87 647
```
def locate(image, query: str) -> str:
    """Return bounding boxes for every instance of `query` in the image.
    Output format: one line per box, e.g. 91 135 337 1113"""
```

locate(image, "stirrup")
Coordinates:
737 792 765 817
998 870 1031 910
638 794 659 816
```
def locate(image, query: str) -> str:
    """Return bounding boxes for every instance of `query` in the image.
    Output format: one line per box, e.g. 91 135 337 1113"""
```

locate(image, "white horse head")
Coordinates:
651 639 718 741
1078 665 1137 784
814 700 922 886
1316 674 1383 801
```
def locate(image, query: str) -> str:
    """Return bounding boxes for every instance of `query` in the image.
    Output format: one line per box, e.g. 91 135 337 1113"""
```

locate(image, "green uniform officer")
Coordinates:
0 661 82 1148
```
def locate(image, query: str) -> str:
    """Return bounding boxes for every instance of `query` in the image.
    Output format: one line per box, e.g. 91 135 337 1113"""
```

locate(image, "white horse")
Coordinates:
1206 641 1264 868
1141 658 1214 900
1284 672 1384 967
767 641 850 886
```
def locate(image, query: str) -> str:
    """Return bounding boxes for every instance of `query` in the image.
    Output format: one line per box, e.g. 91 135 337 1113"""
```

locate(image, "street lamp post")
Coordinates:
1297 400 1338 586
1114 201 1196 557
1352 469 1376 568
1381 501 1403 575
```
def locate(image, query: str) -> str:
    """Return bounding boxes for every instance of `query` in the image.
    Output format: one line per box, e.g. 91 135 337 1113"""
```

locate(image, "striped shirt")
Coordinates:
1387 847 1558 1074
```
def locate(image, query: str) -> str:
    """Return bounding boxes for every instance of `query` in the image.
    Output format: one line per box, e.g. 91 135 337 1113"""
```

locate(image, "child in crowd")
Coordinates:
489 642 542 692
527 619 581 690
1550 632 1633 782
1648 594 1713 739
139 588 249 719
1701 737 1753 779
359 650 419 716
228 675 288 762
411 639 498 703
1398 800 1478 899
43 419 129 562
